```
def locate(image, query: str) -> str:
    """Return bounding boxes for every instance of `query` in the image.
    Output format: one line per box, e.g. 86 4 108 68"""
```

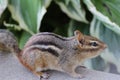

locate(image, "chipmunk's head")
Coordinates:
74 30 107 59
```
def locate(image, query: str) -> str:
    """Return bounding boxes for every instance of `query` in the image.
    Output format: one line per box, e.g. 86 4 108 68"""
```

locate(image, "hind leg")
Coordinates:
35 55 50 79
34 65 50 79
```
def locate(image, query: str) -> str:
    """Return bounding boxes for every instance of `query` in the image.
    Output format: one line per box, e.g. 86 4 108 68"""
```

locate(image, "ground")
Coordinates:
0 52 120 80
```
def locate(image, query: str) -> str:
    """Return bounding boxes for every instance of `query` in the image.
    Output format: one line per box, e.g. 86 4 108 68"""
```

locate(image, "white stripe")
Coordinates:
23 44 62 55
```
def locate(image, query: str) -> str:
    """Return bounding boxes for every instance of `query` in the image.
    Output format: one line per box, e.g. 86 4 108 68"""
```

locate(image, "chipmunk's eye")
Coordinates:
90 42 98 47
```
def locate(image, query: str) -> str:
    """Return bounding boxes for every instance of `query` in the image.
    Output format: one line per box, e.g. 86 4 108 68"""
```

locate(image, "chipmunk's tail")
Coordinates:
0 29 21 57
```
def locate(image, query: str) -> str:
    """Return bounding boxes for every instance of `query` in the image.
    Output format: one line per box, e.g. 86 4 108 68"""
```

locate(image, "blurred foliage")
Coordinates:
0 0 120 73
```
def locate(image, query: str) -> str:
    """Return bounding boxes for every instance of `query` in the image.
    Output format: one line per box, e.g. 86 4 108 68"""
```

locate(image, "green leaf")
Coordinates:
4 22 22 31
0 0 8 17
83 0 120 35
8 0 51 34
44 0 52 8
55 0 88 23
19 31 32 49
91 0 120 27
54 24 69 37
91 56 107 71
84 56 107 71
90 17 120 72
68 20 89 37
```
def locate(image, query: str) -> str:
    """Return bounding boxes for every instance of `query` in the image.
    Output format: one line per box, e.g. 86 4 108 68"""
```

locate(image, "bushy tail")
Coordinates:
0 29 21 56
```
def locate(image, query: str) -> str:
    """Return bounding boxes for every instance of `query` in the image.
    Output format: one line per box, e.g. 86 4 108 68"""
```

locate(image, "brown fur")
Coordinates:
18 30 106 78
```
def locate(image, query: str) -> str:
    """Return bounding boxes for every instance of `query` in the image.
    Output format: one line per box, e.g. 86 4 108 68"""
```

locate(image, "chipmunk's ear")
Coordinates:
74 30 84 48
74 30 84 41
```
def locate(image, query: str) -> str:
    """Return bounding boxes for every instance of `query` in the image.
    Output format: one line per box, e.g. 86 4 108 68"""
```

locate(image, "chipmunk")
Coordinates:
0 29 107 79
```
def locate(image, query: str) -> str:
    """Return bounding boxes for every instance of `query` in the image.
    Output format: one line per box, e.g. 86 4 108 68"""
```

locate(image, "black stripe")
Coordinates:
40 48 59 57
36 33 72 41
32 41 62 49
31 47 59 57
31 41 61 57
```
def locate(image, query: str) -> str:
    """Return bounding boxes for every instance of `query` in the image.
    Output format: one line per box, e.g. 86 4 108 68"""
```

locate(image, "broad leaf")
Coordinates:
55 0 88 23
8 0 51 34
19 31 32 49
91 0 120 27
0 0 8 17
84 0 120 35
68 20 89 37
44 0 52 8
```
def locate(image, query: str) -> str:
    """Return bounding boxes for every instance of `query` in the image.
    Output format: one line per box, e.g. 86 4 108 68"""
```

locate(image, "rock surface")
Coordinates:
0 53 120 80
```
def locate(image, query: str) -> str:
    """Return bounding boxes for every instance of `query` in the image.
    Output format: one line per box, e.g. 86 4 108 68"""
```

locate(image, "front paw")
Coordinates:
40 72 50 80
79 66 86 68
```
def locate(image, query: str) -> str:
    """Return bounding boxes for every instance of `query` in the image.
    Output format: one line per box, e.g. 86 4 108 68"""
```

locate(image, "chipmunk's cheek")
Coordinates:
85 51 102 59
88 53 99 59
